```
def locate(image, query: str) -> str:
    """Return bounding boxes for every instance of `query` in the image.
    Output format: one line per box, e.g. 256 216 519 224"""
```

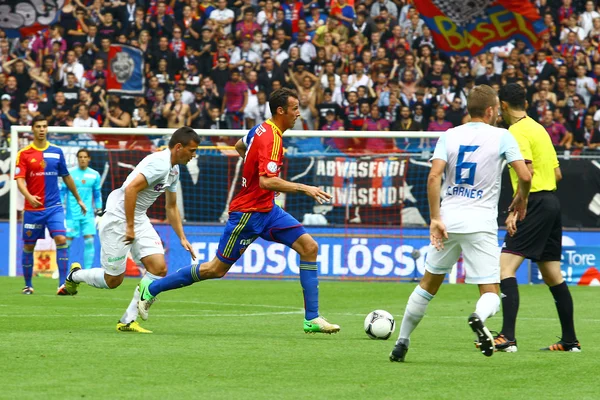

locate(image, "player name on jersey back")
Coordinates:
432 122 523 234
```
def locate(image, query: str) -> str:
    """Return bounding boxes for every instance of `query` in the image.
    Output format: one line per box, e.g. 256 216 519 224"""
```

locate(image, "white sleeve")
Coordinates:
432 133 447 162
138 155 169 185
499 130 523 163
167 167 179 192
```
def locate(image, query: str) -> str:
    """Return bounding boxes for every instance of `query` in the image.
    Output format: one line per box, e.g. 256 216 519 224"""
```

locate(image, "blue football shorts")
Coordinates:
22 206 66 243
216 205 306 265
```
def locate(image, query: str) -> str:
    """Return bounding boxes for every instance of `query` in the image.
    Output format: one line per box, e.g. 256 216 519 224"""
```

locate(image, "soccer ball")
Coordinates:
364 310 396 340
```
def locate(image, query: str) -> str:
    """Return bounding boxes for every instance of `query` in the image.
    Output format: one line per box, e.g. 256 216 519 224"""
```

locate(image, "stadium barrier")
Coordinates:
8 126 440 279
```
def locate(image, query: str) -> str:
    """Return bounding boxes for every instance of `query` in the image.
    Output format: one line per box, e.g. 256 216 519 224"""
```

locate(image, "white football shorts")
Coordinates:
98 213 164 276
425 232 500 284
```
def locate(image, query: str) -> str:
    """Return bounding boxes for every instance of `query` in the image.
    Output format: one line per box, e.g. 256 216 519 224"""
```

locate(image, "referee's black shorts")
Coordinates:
502 191 562 262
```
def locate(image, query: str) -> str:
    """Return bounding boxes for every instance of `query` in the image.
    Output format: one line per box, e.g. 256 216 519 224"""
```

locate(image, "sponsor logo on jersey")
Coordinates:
39 160 46 168
267 161 278 173
32 171 58 176
24 223 43 229
43 153 60 159
154 183 165 191
107 255 126 263
30 158 37 163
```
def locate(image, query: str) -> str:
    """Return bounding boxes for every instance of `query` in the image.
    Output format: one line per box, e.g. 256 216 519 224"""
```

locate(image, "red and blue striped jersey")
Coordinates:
230 120 283 213
15 143 69 211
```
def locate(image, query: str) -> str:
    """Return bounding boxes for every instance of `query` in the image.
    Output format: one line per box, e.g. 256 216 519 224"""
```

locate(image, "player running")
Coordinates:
389 85 532 362
61 149 103 270
137 88 341 334
15 115 87 295
64 127 200 334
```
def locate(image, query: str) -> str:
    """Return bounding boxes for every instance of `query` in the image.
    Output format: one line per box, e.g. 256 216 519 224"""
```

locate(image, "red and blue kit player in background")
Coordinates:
15 115 87 295
138 88 341 334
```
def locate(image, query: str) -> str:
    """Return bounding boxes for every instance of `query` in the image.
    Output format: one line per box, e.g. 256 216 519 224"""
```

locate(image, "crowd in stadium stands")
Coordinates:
2 0 600 153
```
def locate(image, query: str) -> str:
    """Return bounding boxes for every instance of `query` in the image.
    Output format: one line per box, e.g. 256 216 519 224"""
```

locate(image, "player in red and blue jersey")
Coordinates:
138 88 341 334
15 115 87 295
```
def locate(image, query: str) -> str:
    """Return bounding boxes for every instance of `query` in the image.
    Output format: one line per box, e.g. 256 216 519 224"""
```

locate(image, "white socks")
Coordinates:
72 268 109 289
475 292 500 323
398 285 434 342
120 286 141 324
119 272 163 324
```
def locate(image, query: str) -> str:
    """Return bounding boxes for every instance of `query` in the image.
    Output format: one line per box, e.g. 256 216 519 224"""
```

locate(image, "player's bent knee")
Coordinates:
202 260 230 279
104 274 125 289
54 235 67 246
295 236 319 259
23 244 36 252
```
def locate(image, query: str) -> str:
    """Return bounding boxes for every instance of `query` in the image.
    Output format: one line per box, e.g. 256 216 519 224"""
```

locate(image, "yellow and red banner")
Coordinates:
415 0 547 55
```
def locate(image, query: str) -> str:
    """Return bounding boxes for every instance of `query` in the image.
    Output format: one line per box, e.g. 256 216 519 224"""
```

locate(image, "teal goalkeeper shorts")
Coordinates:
66 217 97 238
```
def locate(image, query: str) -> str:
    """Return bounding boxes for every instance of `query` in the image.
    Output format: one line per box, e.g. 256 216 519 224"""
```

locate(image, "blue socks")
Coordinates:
23 249 34 288
148 264 201 297
299 261 319 320
56 244 69 286
84 237 95 270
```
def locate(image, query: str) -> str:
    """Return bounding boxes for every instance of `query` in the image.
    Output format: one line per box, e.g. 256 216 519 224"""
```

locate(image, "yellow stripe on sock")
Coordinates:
223 213 251 257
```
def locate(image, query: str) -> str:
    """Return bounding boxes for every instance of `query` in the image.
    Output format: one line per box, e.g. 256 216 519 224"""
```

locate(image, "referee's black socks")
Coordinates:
500 277 519 340
549 281 577 343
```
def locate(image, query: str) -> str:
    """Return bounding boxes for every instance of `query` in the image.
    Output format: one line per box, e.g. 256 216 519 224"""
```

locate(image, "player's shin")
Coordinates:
549 281 577 343
146 264 202 297
83 237 95 270
299 261 319 320
71 268 110 289
120 285 141 324
500 277 519 339
474 292 500 323
56 243 69 286
22 249 34 288
398 286 434 343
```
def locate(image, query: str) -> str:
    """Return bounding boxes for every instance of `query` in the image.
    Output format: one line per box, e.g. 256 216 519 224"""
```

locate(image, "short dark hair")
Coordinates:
32 115 47 126
498 83 526 111
77 148 90 157
269 87 298 115
467 85 498 118
169 126 200 149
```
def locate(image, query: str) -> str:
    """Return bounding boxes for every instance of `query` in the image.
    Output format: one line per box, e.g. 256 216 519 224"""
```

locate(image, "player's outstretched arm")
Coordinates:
63 175 87 216
165 191 196 261
259 175 332 204
427 159 448 251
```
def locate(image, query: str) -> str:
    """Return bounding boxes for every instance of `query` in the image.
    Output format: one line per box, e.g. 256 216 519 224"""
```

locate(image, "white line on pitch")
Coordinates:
33 294 303 310
0 311 303 318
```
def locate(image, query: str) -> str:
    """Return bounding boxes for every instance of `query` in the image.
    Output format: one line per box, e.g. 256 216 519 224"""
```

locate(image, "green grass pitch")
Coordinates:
0 277 598 400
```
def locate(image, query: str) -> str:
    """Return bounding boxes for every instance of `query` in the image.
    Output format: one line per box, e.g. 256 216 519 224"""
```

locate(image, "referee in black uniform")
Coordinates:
495 83 580 352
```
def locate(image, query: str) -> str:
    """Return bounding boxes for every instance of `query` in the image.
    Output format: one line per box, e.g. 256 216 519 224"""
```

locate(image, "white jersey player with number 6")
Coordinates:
390 85 533 363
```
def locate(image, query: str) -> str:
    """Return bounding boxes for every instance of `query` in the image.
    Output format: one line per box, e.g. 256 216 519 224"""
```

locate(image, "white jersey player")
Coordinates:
390 85 532 362
65 127 200 333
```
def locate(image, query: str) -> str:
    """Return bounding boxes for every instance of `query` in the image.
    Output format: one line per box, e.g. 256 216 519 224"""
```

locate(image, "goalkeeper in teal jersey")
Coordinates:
61 149 103 269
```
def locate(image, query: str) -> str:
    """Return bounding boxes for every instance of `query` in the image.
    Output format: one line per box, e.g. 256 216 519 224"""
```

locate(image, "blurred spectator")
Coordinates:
221 70 248 128
542 109 573 149
73 104 99 129
574 114 600 148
